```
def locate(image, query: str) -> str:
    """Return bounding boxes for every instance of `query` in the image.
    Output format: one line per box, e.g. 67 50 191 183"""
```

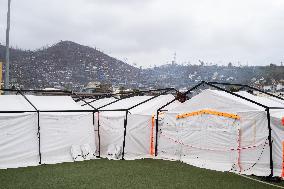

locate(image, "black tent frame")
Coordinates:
93 88 178 159
154 81 284 178
0 87 178 163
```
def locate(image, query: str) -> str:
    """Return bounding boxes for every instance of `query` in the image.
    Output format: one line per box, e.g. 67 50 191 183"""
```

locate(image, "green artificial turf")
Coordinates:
0 159 282 189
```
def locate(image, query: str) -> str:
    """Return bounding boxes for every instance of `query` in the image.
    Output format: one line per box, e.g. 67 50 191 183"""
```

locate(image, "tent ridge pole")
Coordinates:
205 82 268 109
208 81 284 101
70 91 98 110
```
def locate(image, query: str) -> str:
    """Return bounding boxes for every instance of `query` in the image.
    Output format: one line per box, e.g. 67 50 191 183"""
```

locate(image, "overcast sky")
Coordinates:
0 0 284 67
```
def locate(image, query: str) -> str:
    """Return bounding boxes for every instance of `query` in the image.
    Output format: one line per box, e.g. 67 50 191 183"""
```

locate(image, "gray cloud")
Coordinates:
0 0 284 67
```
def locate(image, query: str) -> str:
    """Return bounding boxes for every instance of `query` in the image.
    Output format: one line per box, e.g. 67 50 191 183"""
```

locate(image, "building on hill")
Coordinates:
82 81 112 93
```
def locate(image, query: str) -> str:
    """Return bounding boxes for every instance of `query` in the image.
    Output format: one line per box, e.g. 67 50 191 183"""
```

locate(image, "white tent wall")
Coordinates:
25 96 96 165
0 95 96 169
157 90 273 177
124 114 153 160
0 95 39 169
98 114 125 158
271 114 284 177
97 95 178 159
236 91 284 177
40 112 95 164
0 113 39 169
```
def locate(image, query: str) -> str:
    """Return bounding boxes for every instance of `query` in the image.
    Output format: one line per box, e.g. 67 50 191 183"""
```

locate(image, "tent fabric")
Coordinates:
26 95 84 111
0 95 35 111
97 95 179 159
235 91 284 177
79 97 117 110
158 89 283 177
0 113 39 169
0 95 95 169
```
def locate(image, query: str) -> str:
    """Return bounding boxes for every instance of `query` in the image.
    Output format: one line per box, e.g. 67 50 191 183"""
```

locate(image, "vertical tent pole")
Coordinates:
97 111 101 158
155 110 159 156
122 110 129 160
37 110 41 164
16 89 41 164
154 81 205 156
266 108 274 177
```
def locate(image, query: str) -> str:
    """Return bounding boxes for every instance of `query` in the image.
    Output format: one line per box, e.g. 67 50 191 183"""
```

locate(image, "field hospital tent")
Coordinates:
157 89 284 177
96 94 180 160
0 95 95 169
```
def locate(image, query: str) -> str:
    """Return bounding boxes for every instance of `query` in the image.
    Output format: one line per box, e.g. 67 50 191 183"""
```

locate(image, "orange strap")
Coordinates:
176 109 240 120
282 141 284 178
150 114 155 156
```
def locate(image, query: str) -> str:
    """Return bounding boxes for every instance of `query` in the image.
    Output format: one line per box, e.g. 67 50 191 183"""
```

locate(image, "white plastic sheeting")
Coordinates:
97 95 178 160
158 89 283 177
0 95 95 169
0 113 39 169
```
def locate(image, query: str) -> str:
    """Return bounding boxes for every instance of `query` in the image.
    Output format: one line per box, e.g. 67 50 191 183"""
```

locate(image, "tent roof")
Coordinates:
26 95 85 111
80 97 117 110
130 94 177 115
0 95 35 111
169 89 263 114
100 96 151 110
236 91 284 108
0 95 87 112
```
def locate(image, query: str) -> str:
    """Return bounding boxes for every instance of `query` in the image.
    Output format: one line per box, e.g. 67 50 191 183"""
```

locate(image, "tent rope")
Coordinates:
230 138 269 173
160 133 268 152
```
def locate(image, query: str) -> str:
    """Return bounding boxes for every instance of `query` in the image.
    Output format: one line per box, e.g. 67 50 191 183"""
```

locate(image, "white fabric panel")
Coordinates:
98 114 125 158
175 114 238 172
271 116 284 177
124 114 152 160
0 113 39 169
236 91 284 108
157 114 181 160
40 113 95 164
27 95 84 111
235 111 270 176
130 95 175 115
0 95 35 111
101 96 151 111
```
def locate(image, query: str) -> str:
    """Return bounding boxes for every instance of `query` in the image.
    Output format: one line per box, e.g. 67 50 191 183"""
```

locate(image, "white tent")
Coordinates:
96 95 180 160
158 89 284 177
0 95 38 169
0 95 95 169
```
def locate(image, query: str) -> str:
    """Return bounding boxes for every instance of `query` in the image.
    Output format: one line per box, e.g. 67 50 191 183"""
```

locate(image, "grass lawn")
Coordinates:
0 159 283 189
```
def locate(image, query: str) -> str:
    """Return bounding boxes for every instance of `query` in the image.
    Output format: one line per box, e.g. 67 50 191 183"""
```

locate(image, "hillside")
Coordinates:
0 41 284 90
0 41 140 90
